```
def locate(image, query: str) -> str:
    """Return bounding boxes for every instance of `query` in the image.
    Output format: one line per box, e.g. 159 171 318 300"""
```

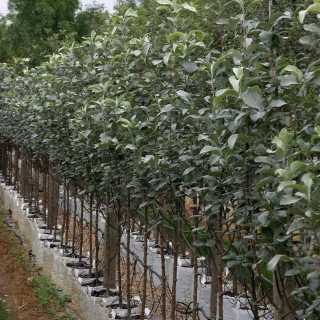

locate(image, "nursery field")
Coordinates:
0 0 320 319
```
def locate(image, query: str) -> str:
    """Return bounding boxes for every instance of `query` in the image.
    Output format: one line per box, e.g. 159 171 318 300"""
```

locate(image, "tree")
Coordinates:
0 0 319 319
0 15 10 62
74 2 110 42
6 0 79 64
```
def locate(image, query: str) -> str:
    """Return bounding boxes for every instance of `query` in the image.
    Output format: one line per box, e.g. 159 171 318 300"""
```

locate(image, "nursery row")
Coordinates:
0 0 320 319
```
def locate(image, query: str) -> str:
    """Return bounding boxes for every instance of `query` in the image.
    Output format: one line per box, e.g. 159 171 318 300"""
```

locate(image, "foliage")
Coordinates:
74 2 110 41
0 299 9 320
0 0 320 318
4 0 79 64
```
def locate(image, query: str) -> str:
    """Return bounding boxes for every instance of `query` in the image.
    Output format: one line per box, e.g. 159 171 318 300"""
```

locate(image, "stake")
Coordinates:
95 200 100 284
89 193 93 275
126 187 131 316
159 216 167 319
103 192 110 291
79 195 84 265
140 203 148 319
72 187 77 254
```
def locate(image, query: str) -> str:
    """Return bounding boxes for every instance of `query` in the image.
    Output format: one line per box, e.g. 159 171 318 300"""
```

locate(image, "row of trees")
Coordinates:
0 0 111 65
0 0 320 319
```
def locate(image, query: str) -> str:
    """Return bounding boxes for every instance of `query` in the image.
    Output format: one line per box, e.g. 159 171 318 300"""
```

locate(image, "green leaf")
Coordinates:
290 161 306 173
193 240 205 246
156 0 173 6
229 76 240 92
254 177 275 191
299 10 308 24
278 182 308 195
156 182 167 191
299 3 320 24
160 104 173 113
82 130 91 138
124 144 136 150
304 24 320 35
142 155 155 163
307 270 320 280
233 67 243 79
183 167 195 175
100 133 111 144
258 211 269 224
254 156 276 166
167 31 185 41
47 95 57 101
156 5 171 11
181 3 197 12
301 172 314 200
205 239 216 247
92 112 103 122
213 89 238 108
250 110 266 122
163 52 172 65
285 268 301 277
299 35 314 46
102 98 116 106
259 31 281 49
183 62 197 73
280 195 300 205
200 145 216 154
270 100 287 108
280 65 303 81
241 90 264 110
88 85 102 93
176 90 191 101
280 75 299 86
267 254 293 271
246 43 260 55
269 12 291 27
311 145 320 152
279 128 294 145
228 134 238 150
179 155 194 161
209 153 221 165
269 128 294 159
118 117 132 127
216 19 229 25
139 201 148 208
287 218 308 234
124 8 138 17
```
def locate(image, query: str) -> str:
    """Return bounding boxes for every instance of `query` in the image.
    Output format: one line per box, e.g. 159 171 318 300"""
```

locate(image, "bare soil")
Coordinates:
0 218 51 320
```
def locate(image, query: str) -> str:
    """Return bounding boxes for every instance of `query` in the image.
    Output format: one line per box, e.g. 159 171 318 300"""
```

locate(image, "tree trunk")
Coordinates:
273 265 295 320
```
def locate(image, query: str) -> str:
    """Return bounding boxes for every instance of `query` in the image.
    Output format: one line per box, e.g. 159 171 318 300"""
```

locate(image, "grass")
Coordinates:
0 211 72 320
0 299 9 320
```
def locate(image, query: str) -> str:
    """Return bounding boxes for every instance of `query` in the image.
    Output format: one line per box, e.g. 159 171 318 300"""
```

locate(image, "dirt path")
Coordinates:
0 217 52 320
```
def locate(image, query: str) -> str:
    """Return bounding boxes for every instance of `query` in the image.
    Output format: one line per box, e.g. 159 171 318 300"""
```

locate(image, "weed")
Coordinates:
0 210 71 320
0 212 6 225
61 294 71 303
0 299 9 320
